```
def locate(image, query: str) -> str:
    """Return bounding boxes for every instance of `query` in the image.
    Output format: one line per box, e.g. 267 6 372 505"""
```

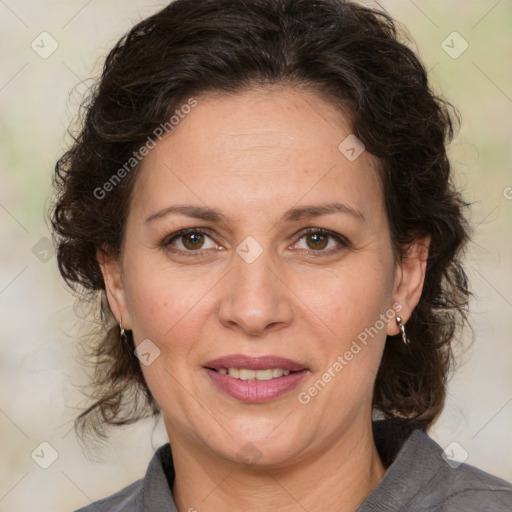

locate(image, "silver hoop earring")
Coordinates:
396 316 410 345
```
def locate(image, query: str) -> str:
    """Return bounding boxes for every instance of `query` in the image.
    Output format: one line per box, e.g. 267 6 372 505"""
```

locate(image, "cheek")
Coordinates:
298 258 394 393
123 255 214 341
123 265 210 407
124 243 395 353
301 259 394 337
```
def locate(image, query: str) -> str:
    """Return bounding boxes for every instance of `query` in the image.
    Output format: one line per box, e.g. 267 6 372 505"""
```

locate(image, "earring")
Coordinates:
119 319 128 343
396 316 410 345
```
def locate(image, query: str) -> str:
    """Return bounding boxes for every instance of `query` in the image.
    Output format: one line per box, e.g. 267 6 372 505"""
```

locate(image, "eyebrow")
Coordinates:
145 202 365 224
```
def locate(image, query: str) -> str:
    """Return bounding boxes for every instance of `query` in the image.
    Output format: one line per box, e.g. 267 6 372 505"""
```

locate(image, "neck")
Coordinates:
169 419 386 512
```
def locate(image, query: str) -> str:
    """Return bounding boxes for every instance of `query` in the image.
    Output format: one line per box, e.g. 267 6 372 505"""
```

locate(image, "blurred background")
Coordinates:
0 1 511 510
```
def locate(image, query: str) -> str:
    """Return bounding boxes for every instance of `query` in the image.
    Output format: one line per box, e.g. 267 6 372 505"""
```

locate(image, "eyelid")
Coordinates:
162 226 351 255
162 227 218 252
291 227 351 253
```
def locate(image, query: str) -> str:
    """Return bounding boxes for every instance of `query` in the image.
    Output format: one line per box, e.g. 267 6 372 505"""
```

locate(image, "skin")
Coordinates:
99 85 430 512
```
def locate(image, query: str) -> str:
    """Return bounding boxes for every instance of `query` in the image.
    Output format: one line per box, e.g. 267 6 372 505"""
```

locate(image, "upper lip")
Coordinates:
204 354 308 372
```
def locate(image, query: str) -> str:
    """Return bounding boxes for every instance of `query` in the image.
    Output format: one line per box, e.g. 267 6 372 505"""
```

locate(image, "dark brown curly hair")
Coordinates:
48 0 471 441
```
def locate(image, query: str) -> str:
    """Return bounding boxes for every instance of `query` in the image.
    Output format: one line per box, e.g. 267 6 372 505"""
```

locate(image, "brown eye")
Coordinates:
294 228 350 254
182 232 205 250
305 232 329 250
163 229 217 253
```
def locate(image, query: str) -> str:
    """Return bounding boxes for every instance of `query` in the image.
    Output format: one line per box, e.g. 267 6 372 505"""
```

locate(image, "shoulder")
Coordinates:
424 455 512 511
362 422 512 512
73 478 143 512
407 430 512 511
71 442 176 512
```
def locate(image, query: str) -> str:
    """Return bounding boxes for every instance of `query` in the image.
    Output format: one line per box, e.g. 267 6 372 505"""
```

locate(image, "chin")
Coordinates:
211 427 309 469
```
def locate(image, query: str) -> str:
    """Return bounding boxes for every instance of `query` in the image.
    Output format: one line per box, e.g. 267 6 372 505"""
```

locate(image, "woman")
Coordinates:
49 0 512 510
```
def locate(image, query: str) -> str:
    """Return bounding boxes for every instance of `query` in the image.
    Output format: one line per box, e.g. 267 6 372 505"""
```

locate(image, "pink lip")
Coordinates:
203 354 310 403
204 367 309 403
204 354 307 372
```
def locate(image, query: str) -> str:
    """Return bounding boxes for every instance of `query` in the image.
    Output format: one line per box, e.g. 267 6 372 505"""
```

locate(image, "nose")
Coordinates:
217 246 294 336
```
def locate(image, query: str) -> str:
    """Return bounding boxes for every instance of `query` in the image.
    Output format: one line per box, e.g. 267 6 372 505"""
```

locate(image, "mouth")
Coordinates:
206 367 297 381
203 354 309 402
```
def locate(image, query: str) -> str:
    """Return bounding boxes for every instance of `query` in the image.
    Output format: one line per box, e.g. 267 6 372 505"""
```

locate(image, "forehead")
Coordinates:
131 87 383 222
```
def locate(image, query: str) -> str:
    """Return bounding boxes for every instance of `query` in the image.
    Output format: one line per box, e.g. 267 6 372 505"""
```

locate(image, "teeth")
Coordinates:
239 368 256 380
217 368 293 381
227 368 240 378
254 369 274 381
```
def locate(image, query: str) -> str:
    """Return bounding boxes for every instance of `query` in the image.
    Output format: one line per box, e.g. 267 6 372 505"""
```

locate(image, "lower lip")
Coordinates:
204 368 309 403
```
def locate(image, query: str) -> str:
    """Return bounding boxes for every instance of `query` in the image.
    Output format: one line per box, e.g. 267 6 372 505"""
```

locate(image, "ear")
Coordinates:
387 234 431 337
97 246 132 330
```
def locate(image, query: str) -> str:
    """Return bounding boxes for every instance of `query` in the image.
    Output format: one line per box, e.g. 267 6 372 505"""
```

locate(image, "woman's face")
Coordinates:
102 86 424 467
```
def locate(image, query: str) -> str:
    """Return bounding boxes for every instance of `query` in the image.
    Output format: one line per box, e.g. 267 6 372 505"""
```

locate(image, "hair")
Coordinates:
49 0 471 441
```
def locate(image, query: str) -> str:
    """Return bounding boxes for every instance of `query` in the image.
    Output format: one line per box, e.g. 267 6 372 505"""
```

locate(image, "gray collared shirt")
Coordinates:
74 420 512 511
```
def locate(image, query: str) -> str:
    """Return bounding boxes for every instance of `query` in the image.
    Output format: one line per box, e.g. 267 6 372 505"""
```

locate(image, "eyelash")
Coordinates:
160 227 351 257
